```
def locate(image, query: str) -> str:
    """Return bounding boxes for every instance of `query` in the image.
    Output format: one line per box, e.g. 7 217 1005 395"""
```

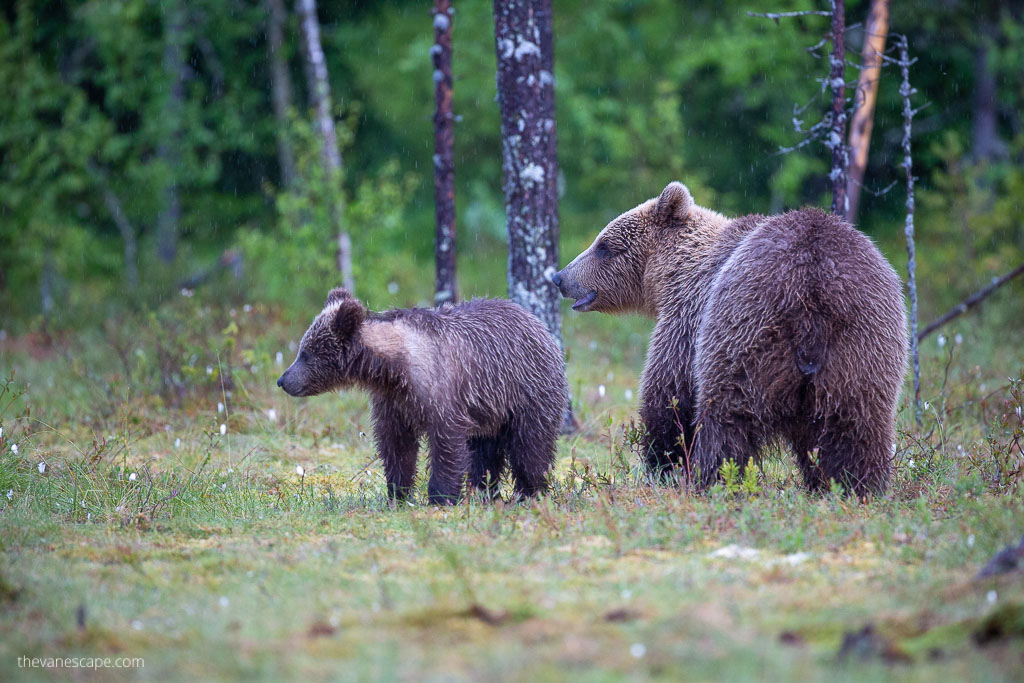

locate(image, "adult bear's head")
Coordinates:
552 181 694 314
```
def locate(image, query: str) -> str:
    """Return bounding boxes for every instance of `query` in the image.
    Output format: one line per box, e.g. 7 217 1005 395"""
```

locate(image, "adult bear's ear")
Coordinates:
326 287 352 306
331 298 365 340
656 181 693 225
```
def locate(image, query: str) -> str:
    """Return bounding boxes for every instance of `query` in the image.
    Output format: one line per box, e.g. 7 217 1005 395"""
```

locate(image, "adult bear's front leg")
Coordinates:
638 321 695 480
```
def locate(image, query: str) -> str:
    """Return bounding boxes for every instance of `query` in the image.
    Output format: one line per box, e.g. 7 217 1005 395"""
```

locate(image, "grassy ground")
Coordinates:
1 295 1022 681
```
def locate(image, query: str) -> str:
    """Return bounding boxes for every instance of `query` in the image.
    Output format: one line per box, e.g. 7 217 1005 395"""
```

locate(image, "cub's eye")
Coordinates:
594 241 614 258
298 351 308 364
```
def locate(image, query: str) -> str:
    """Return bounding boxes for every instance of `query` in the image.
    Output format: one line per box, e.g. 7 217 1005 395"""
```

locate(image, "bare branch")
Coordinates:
748 9 831 20
918 264 1024 341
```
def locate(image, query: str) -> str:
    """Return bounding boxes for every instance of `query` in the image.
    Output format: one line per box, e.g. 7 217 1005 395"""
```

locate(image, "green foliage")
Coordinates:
2 0 1023 331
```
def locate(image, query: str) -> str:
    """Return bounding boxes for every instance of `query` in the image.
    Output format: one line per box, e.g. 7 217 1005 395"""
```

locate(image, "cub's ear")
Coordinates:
331 298 365 340
326 287 352 306
655 181 693 225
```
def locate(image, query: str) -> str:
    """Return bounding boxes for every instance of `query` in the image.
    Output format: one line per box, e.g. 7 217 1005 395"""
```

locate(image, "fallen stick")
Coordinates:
918 263 1024 341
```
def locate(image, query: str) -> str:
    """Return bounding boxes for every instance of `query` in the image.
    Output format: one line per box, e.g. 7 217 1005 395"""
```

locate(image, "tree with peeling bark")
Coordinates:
297 0 354 293
845 0 888 223
432 0 456 305
750 0 850 216
826 0 848 217
267 0 296 190
493 0 573 430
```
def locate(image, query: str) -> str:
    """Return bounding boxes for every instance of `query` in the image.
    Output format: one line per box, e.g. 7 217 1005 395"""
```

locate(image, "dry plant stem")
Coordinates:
893 34 922 425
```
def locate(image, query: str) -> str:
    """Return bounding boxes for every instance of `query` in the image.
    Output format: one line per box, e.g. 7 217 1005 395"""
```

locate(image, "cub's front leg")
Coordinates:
426 429 471 505
371 397 420 500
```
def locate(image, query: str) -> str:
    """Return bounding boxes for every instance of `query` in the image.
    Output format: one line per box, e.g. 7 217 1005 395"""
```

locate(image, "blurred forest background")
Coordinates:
1 0 1022 331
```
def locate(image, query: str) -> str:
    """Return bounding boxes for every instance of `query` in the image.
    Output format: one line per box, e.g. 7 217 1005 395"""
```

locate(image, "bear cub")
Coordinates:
554 182 907 497
278 288 569 504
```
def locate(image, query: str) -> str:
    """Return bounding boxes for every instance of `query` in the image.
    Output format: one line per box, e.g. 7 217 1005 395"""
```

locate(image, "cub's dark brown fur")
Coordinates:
554 182 907 496
278 289 568 504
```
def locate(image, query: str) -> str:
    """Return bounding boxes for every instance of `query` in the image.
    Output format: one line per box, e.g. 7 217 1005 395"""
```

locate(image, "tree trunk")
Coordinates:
267 0 297 189
827 0 848 217
297 0 354 293
156 0 187 264
432 0 457 305
971 30 1007 162
845 0 888 223
494 0 573 430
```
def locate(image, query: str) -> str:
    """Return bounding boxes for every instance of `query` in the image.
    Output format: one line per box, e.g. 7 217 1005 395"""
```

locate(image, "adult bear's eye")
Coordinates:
594 241 613 258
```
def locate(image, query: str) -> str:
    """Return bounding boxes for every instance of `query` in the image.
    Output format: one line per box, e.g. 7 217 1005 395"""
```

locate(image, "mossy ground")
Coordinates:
1 299 1022 681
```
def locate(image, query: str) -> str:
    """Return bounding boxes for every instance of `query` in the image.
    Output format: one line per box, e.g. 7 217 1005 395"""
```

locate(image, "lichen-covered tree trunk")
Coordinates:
845 0 888 223
267 0 296 190
297 0 354 293
156 0 186 264
493 0 561 339
432 0 456 305
827 0 848 217
494 0 573 430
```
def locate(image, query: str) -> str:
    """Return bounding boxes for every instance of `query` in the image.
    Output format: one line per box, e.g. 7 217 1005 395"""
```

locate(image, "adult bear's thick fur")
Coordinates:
553 182 907 496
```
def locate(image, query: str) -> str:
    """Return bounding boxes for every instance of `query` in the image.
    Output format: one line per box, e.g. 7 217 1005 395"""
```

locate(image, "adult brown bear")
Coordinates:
553 182 907 496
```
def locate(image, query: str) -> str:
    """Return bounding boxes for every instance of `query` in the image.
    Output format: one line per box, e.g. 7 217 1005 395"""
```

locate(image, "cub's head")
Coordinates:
553 181 693 313
277 288 366 397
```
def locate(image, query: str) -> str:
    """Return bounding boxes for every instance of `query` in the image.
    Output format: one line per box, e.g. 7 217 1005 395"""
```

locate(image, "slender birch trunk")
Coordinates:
432 0 457 305
297 0 354 293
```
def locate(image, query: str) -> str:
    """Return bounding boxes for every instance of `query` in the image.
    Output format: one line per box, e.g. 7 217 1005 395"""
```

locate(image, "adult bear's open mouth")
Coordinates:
571 290 597 311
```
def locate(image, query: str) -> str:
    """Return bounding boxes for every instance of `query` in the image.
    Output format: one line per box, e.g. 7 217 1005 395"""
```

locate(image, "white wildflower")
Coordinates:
219 424 227 436
937 334 946 348
987 590 997 605
243 304 252 313
908 458 915 469
218 402 225 414
387 281 400 295
129 472 137 482
598 385 606 398
967 534 975 548
630 643 646 658
221 483 226 492
11 443 18 454
924 401 931 411
267 409 277 422
296 465 305 476
5 490 11 500
175 438 181 449
275 351 284 367
131 620 143 631
954 333 963 345
219 596 229 608
620 589 632 600
37 461 45 473
206 366 214 376
624 389 634 401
